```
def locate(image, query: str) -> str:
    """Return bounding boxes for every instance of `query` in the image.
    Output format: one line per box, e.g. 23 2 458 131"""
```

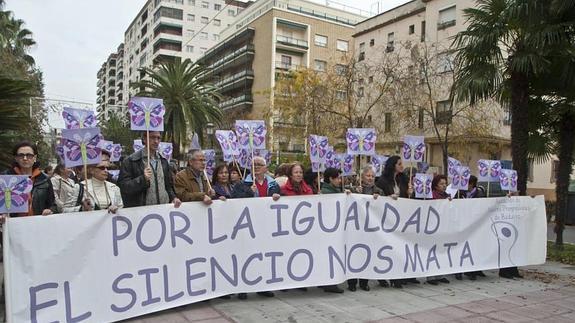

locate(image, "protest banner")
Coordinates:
3 195 546 322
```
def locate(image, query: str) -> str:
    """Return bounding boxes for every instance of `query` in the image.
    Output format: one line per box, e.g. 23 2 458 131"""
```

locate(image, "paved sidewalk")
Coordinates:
122 262 575 323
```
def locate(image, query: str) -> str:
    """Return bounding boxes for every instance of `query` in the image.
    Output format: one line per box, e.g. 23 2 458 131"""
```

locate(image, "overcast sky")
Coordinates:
7 0 410 105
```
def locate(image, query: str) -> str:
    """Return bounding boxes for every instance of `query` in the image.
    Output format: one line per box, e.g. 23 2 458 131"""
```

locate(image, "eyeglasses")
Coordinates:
15 153 35 159
96 166 109 170
254 164 265 167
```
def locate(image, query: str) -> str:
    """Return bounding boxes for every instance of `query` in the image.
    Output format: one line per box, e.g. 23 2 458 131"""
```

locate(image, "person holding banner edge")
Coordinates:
118 131 181 208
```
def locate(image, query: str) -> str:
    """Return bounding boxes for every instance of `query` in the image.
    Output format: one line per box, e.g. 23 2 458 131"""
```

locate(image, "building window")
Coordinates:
358 42 365 61
503 105 512 125
186 29 194 37
200 47 207 55
314 59 326 72
280 55 292 69
358 87 364 97
201 1 209 8
187 14 195 21
201 16 208 24
436 100 452 124
315 34 327 47
200 32 208 40
228 9 235 16
186 45 194 52
386 32 394 52
214 19 221 26
369 39 375 47
409 24 415 34
551 160 559 183
213 34 219 41
336 39 348 52
421 21 426 42
438 5 456 29
214 4 221 10
336 90 347 100
335 64 347 76
385 113 392 133
368 76 373 84
418 108 424 129
188 0 195 6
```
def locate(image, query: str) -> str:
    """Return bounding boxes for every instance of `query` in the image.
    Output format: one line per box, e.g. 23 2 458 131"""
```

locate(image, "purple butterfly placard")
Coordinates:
203 149 216 177
0 175 33 213
235 120 266 150
159 142 173 161
402 135 425 162
99 140 114 152
346 128 376 156
477 159 502 182
254 149 271 165
413 173 433 199
341 154 355 176
500 169 518 192
110 144 122 162
61 128 102 168
371 155 388 177
417 162 430 173
447 157 462 180
133 139 144 152
451 166 471 191
324 146 335 167
311 161 326 173
237 148 252 169
309 135 329 162
128 97 165 131
62 107 97 129
215 130 240 159
108 170 120 181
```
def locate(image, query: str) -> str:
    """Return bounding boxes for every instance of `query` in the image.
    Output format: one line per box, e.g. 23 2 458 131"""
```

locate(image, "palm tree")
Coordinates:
0 2 36 67
131 58 222 158
0 74 32 167
453 0 569 196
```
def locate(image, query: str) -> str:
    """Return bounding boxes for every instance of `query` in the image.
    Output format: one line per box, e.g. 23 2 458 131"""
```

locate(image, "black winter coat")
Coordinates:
118 150 176 208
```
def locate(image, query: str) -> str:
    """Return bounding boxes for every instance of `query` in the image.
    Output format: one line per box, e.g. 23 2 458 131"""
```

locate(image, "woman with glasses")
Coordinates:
82 151 123 213
51 164 85 213
1 142 57 218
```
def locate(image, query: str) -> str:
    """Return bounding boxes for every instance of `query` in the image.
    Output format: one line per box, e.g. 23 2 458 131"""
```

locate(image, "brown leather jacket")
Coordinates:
174 168 210 202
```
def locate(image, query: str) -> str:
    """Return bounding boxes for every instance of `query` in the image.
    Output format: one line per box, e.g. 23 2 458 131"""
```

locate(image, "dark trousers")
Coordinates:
348 279 368 287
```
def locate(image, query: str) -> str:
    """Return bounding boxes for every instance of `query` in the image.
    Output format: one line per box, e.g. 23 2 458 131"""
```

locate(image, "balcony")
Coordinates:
276 35 308 49
275 61 302 71
154 23 183 38
219 94 253 111
108 89 116 97
215 69 254 94
153 38 182 53
207 44 255 74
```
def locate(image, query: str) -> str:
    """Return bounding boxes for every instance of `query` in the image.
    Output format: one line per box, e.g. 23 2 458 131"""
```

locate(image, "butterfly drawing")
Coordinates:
203 150 216 177
452 166 471 191
312 161 326 173
62 107 97 129
61 128 102 168
99 140 114 152
111 144 122 162
254 149 272 165
133 139 144 152
447 157 461 179
237 148 252 169
342 154 355 176
478 159 502 182
402 135 425 162
128 97 165 131
371 155 388 177
159 142 173 161
235 120 266 150
309 135 329 162
215 130 240 157
413 173 432 199
346 128 376 156
499 169 518 192
0 175 33 213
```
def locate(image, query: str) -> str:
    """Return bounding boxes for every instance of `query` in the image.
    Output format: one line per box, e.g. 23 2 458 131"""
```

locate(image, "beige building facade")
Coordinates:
353 0 564 199
198 0 367 152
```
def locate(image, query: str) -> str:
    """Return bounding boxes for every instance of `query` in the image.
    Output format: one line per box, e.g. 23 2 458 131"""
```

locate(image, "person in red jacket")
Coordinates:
280 162 314 196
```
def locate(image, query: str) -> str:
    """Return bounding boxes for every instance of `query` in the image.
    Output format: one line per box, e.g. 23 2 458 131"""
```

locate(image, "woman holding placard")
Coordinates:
426 175 451 285
375 156 414 288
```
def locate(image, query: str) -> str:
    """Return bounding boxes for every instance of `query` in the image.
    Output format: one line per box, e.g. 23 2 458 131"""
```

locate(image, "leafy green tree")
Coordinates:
131 59 222 158
99 112 139 156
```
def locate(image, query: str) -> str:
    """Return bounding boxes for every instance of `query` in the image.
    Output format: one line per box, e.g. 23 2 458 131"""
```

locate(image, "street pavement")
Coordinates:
118 262 575 323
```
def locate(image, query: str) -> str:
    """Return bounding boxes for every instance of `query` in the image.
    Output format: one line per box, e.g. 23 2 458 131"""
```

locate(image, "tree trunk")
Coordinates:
509 71 530 196
554 112 575 247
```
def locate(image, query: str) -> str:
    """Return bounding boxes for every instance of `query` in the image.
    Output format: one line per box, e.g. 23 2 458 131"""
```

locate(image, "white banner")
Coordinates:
3 195 547 322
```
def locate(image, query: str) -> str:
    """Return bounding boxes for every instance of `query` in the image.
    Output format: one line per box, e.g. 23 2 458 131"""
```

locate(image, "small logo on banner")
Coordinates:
490 219 518 267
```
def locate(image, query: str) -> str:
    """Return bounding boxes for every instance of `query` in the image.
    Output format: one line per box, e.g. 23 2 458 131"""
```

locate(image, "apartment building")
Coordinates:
197 0 367 152
353 0 562 199
97 0 251 117
96 52 118 118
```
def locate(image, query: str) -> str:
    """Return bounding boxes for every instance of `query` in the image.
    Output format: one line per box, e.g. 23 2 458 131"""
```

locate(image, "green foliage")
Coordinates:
131 58 222 158
547 241 575 265
100 113 139 156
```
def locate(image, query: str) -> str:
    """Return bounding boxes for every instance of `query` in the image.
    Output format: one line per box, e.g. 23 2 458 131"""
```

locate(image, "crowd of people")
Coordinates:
0 131 523 299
